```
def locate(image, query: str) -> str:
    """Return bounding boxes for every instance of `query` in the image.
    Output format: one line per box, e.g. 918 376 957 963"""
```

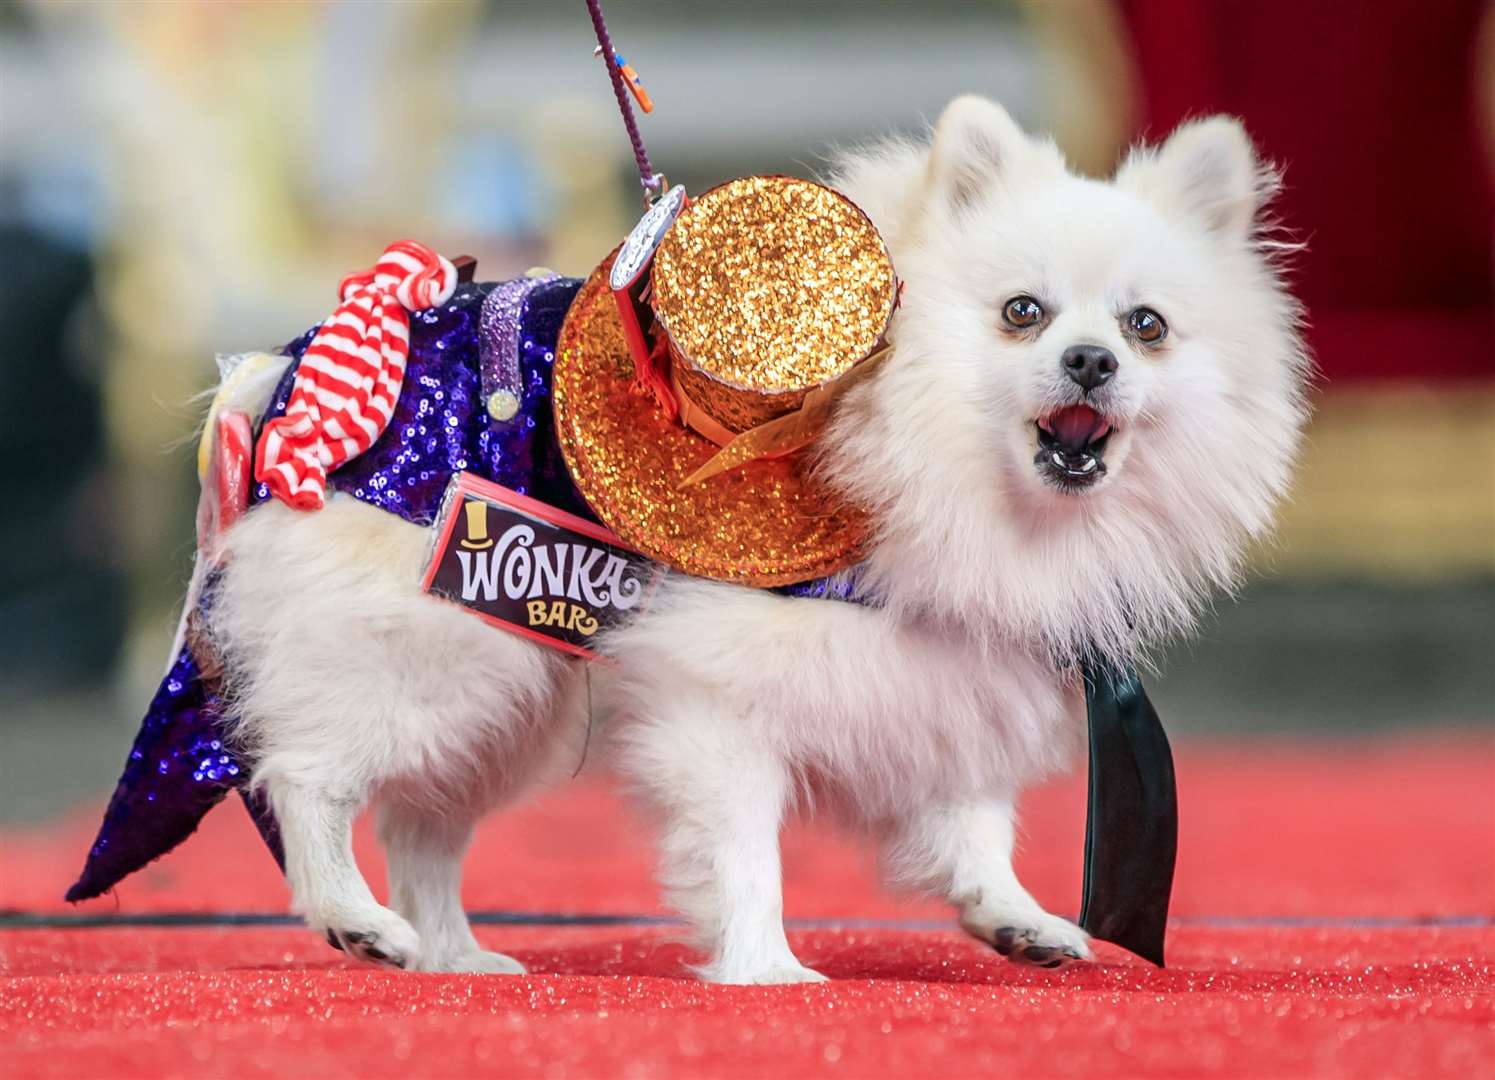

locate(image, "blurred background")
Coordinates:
1 0 1491 822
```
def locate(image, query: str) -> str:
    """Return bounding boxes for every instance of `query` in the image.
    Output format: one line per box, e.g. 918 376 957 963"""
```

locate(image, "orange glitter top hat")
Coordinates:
553 175 897 586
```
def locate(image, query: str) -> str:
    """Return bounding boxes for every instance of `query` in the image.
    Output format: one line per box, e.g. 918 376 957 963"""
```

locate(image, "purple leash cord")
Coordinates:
585 0 663 197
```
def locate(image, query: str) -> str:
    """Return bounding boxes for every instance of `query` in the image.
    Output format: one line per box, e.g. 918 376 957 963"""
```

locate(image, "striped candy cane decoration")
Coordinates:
255 241 457 511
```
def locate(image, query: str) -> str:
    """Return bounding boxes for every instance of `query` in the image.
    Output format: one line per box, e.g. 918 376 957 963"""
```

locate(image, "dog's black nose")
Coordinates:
1061 345 1118 392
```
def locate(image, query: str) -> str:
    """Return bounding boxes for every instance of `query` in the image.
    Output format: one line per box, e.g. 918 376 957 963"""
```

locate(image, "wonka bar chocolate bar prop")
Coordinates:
423 473 658 658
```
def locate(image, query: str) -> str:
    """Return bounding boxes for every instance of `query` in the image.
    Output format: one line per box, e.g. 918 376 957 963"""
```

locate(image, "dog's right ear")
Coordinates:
926 96 1032 215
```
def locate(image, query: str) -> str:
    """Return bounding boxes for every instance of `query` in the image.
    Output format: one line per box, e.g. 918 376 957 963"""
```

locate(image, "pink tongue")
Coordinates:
1048 405 1108 447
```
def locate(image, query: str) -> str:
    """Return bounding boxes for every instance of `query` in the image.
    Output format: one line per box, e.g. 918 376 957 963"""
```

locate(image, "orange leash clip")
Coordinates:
594 45 653 113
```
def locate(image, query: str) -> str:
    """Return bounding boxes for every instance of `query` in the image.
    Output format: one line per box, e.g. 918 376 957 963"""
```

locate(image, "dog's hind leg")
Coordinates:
375 796 526 974
884 796 1091 967
630 698 824 985
270 781 422 970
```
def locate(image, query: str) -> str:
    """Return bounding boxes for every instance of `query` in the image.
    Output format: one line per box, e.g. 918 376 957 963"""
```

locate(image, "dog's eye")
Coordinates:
1127 307 1167 344
1002 296 1044 329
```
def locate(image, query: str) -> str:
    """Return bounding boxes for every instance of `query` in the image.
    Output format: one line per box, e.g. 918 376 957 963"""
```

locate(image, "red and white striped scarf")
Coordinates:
255 241 457 511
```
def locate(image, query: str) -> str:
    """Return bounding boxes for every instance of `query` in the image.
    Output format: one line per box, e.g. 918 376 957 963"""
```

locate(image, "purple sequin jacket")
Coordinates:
68 273 853 900
258 274 592 525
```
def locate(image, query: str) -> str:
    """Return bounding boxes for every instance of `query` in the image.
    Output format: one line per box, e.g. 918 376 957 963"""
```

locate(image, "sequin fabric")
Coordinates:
65 644 282 901
253 278 590 525
776 567 867 601
481 273 558 418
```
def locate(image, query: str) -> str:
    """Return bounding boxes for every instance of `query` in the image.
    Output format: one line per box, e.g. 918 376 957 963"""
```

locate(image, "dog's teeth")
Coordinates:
1077 456 1097 474
1050 451 1067 469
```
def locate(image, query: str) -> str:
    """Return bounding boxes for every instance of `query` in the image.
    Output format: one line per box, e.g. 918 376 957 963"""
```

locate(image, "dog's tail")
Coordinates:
162 352 292 677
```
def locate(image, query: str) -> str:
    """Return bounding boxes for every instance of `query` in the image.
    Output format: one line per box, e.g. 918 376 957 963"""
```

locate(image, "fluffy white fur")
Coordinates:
200 97 1307 981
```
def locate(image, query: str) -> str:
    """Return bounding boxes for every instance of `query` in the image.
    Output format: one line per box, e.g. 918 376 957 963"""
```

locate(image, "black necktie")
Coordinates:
1077 659 1178 966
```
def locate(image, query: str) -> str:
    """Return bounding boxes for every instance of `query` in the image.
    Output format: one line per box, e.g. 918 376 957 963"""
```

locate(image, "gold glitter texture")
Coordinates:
651 176 896 432
553 252 870 586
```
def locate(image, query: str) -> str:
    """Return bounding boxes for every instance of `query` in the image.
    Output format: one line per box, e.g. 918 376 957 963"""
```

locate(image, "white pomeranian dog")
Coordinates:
205 96 1307 980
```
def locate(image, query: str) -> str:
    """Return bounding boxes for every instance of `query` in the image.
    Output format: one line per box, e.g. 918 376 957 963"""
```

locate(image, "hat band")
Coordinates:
669 344 893 487
669 362 742 450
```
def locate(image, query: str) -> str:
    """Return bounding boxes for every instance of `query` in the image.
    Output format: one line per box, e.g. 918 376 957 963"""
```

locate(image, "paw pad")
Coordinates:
992 927 1084 968
327 928 408 969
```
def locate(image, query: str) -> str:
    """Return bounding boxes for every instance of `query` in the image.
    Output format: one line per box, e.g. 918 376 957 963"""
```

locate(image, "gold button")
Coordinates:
486 390 520 421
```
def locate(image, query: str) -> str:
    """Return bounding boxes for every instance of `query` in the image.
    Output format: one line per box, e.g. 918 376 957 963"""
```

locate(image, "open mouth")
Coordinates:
1034 404 1114 490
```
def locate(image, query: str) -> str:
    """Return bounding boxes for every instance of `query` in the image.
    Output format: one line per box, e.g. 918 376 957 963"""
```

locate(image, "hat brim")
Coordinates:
553 252 869 587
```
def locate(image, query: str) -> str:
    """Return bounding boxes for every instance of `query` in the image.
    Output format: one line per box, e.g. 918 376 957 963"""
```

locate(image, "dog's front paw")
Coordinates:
960 906 1090 968
322 908 422 971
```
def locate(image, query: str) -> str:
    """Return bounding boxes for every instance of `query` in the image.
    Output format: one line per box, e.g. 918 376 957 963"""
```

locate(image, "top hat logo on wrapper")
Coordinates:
554 175 898 587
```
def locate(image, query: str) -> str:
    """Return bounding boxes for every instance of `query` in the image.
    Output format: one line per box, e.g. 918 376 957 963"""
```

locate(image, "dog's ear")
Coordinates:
1120 117 1276 240
926 95 1033 215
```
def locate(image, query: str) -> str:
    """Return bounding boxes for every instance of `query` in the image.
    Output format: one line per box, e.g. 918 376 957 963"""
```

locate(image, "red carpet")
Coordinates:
3 736 1493 1077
